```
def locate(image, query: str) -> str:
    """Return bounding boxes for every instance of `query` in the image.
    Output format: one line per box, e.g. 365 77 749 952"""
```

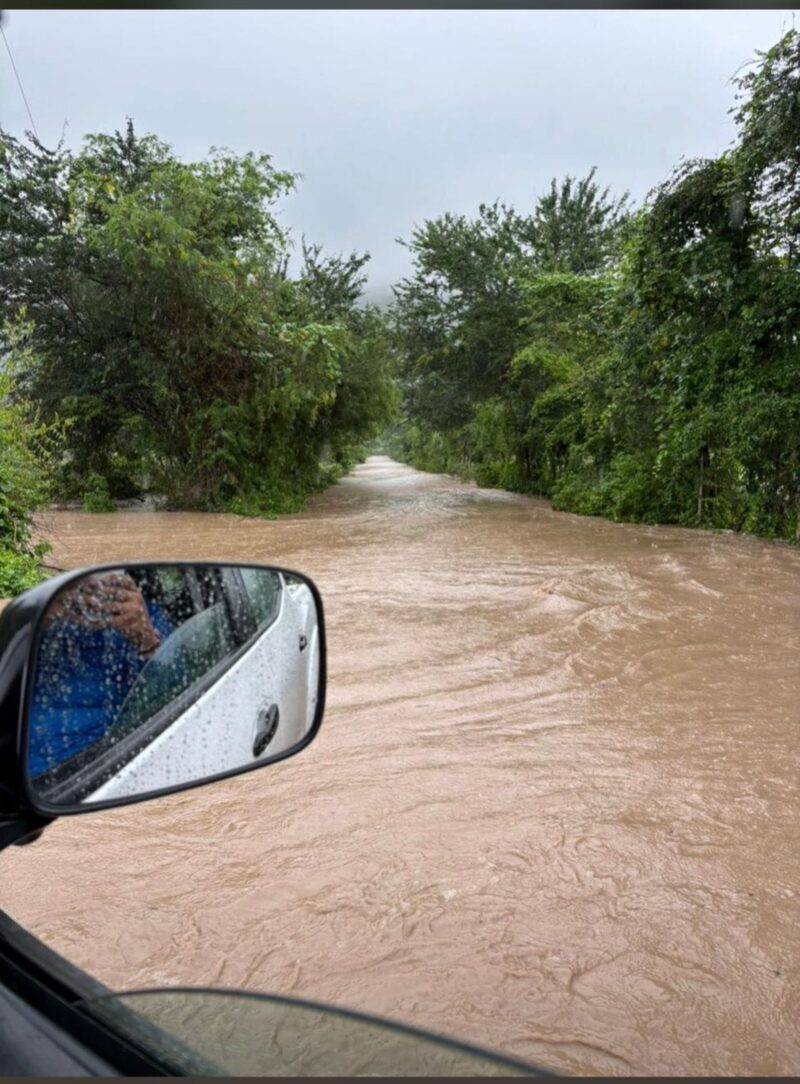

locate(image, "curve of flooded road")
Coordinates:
3 456 799 1075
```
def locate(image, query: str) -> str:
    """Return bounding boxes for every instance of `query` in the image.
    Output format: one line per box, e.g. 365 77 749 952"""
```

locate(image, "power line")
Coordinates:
1 22 39 141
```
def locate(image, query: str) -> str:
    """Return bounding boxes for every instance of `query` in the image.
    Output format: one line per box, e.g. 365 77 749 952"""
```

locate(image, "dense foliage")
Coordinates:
390 31 800 543
0 121 397 527
0 311 62 593
1 29 797 601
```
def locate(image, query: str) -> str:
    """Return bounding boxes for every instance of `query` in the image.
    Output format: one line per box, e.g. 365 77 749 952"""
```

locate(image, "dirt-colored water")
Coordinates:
2 456 799 1075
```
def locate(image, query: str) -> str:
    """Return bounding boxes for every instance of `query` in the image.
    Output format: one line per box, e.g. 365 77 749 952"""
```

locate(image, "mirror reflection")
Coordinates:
26 564 321 809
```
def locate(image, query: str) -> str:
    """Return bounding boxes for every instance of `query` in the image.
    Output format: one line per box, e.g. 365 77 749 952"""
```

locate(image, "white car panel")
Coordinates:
88 576 319 803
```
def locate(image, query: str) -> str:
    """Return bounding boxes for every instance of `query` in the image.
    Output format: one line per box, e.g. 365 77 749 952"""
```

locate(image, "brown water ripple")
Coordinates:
1 456 798 1075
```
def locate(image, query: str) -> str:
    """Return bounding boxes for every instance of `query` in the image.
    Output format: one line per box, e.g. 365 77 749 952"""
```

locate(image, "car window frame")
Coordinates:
233 567 283 633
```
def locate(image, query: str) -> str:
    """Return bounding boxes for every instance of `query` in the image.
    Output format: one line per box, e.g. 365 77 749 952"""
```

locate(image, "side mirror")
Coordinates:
6 562 325 815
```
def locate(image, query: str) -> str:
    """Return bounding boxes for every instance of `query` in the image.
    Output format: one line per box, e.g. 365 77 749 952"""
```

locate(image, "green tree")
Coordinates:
507 272 615 496
0 121 398 516
0 312 63 593
299 241 370 321
390 31 800 543
393 201 529 434
734 30 800 262
391 177 627 484
522 167 630 274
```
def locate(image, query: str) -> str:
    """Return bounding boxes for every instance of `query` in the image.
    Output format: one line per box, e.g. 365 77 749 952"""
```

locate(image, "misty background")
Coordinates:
1 9 795 301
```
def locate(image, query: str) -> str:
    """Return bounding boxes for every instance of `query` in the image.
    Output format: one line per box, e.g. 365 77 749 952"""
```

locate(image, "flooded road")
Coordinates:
3 456 799 1075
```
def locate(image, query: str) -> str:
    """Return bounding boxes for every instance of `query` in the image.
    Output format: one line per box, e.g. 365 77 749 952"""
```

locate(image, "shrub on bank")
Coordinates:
82 472 115 513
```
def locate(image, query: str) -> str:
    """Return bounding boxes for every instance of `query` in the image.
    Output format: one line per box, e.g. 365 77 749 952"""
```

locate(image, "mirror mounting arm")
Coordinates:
0 814 51 852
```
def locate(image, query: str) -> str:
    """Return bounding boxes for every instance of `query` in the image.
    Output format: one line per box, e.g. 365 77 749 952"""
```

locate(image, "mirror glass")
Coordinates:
25 563 322 810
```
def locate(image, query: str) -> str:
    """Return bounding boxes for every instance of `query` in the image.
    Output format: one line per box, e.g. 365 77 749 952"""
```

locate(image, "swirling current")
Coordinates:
2 457 798 1075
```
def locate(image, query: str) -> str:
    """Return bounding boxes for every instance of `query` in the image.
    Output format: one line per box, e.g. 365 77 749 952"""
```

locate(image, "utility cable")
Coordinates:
1 23 39 141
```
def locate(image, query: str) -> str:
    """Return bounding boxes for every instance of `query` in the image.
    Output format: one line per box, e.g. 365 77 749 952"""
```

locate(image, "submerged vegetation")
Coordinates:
0 29 797 593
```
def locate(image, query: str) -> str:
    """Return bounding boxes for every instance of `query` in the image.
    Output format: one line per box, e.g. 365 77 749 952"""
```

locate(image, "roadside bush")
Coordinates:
0 313 59 594
0 545 49 596
82 472 115 513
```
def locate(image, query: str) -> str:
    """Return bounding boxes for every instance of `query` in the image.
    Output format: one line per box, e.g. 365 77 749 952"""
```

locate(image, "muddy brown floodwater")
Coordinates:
2 456 799 1075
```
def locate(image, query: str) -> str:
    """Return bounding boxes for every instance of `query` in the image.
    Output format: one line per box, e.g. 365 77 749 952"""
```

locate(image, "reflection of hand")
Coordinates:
45 576 108 629
106 584 161 655
45 573 161 654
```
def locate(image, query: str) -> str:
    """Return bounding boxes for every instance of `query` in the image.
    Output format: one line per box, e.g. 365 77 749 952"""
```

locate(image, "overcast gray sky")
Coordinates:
1 9 795 300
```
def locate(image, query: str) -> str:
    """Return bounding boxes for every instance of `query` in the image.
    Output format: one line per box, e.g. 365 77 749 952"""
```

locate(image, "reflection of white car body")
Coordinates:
89 574 319 803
